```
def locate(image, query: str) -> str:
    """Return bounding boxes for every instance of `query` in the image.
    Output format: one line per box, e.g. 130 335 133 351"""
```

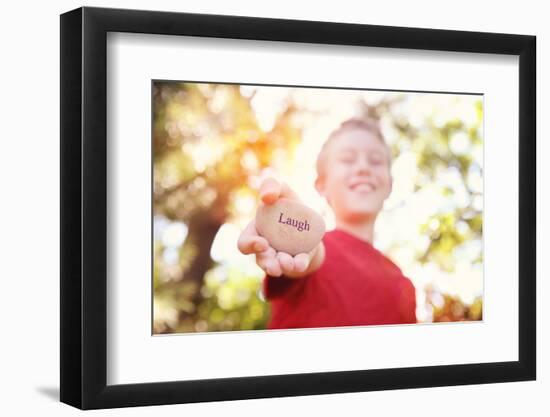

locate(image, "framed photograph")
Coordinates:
60 6 536 410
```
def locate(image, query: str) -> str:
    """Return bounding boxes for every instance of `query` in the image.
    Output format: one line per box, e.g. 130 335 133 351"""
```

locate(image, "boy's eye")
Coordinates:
369 154 385 165
338 154 355 163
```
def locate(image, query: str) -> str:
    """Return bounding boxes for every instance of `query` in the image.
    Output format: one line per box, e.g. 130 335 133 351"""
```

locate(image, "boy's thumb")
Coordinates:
260 177 281 204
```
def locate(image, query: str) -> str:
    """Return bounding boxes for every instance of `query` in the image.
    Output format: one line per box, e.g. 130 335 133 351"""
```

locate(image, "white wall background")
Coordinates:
0 0 545 415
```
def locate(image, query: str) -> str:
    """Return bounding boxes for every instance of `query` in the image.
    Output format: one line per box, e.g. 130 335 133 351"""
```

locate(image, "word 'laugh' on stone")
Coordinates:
278 212 310 232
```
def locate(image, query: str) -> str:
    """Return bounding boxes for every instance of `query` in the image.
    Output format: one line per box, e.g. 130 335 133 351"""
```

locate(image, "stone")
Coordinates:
255 198 326 256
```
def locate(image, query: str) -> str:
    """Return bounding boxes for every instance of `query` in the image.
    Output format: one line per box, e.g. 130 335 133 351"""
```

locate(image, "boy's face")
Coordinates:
316 128 392 223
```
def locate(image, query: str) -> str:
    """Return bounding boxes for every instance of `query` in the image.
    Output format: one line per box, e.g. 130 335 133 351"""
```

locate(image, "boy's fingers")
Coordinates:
279 181 300 201
293 253 310 273
256 247 276 264
276 252 295 274
267 261 283 277
256 248 282 276
260 258 282 277
259 177 282 205
259 177 301 205
249 237 269 254
237 221 269 254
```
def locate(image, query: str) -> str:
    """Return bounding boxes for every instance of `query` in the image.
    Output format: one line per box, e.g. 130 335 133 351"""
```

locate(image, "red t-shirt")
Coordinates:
263 229 417 329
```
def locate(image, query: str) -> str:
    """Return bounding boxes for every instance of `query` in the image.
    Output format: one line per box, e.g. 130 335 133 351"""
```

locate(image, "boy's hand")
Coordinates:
237 177 324 278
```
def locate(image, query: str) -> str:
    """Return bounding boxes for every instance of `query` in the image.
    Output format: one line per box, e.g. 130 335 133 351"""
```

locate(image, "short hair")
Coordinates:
315 117 389 180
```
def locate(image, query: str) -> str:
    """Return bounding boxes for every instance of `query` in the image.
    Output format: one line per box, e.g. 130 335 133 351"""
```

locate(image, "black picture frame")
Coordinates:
60 6 536 410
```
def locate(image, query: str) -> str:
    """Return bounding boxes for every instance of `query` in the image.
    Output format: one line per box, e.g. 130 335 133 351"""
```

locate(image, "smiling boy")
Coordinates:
238 118 417 329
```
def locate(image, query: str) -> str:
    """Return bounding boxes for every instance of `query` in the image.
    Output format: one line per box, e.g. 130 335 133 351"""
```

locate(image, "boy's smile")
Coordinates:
349 179 376 193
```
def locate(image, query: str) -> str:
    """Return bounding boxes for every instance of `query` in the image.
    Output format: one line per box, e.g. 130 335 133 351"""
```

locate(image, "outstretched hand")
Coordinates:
237 176 323 278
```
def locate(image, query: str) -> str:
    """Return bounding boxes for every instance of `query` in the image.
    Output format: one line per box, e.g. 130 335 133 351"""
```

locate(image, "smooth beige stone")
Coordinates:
255 198 326 256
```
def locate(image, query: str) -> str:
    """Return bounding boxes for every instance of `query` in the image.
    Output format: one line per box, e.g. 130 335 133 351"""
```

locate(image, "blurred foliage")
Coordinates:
359 97 483 272
425 285 483 322
153 82 483 334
